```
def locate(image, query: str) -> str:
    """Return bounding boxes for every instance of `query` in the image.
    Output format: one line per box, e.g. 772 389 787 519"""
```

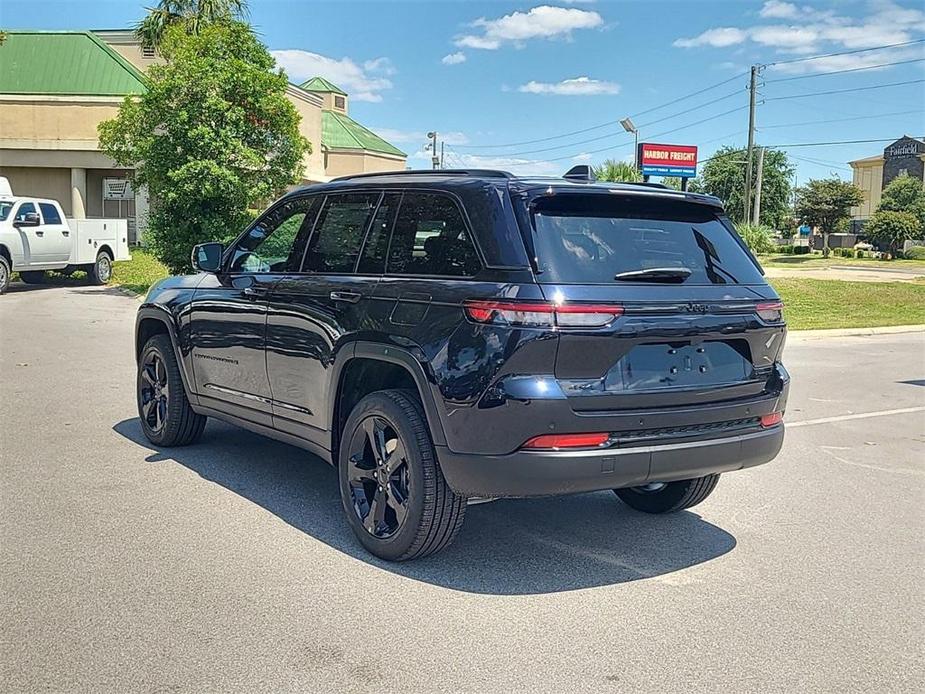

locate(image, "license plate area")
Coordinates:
604 341 752 392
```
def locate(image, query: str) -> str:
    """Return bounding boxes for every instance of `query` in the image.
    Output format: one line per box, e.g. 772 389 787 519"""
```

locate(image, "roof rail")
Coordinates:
627 181 670 190
332 169 515 182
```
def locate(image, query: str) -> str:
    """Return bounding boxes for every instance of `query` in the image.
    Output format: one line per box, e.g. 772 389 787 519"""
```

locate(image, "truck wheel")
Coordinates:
87 251 113 285
0 256 10 294
137 334 206 446
19 270 46 284
339 389 466 561
614 474 719 514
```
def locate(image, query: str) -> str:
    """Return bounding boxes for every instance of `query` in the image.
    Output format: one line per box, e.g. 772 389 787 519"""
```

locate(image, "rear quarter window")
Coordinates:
38 203 63 225
529 194 765 285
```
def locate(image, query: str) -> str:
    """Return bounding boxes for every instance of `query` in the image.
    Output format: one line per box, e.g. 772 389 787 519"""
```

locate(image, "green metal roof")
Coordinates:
300 76 347 95
0 31 147 96
322 110 406 157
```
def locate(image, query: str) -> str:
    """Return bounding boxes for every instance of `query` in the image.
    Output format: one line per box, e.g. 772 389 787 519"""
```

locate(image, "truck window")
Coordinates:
0 202 12 221
15 202 37 222
38 203 62 225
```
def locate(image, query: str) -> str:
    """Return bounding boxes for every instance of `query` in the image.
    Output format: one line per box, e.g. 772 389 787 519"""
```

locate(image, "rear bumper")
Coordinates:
437 424 784 498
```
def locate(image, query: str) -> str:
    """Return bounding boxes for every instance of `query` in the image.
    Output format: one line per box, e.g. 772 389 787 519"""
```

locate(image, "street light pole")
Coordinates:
427 131 439 170
620 117 639 170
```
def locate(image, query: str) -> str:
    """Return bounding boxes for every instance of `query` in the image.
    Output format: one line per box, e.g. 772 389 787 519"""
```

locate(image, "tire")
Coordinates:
137 334 206 446
87 251 113 285
338 389 466 561
614 474 720 514
0 256 10 295
19 270 46 284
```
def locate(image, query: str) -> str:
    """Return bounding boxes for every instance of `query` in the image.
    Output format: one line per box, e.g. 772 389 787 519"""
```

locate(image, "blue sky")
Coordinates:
4 0 924 183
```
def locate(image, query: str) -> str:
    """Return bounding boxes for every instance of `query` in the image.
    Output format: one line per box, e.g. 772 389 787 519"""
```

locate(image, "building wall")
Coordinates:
0 99 121 149
0 166 71 211
286 91 326 182
851 161 885 221
324 150 405 178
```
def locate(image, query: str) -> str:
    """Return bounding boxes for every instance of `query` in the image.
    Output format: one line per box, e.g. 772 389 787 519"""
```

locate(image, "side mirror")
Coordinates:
13 212 40 228
192 242 223 273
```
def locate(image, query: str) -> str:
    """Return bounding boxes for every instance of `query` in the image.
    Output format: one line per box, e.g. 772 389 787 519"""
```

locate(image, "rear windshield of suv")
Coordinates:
528 193 764 285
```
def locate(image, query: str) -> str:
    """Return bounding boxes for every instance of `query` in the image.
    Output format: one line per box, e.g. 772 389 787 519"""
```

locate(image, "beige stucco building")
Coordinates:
849 136 925 230
0 30 405 242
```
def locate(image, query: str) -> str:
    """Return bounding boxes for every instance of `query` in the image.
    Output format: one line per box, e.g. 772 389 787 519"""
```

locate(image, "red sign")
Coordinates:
638 143 698 178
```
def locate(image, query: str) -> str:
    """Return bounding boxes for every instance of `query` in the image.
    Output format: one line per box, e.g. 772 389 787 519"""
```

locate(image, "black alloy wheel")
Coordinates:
345 415 412 539
139 349 170 434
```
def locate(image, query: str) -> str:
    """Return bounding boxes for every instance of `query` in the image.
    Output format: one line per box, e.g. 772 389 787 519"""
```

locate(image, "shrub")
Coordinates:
864 210 925 254
857 250 865 258
777 244 795 255
904 245 925 260
735 223 776 254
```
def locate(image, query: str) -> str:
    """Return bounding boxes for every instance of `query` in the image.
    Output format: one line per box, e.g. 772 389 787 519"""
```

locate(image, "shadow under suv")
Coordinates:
135 168 789 561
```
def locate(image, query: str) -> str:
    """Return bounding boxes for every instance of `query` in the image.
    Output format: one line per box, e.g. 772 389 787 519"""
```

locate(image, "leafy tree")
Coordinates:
697 146 794 228
100 21 308 273
734 223 776 254
865 211 923 253
593 159 641 183
877 173 925 227
794 178 863 257
136 0 248 49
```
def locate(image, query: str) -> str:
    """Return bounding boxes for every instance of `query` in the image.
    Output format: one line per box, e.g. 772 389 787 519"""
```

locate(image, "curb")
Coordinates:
788 324 925 340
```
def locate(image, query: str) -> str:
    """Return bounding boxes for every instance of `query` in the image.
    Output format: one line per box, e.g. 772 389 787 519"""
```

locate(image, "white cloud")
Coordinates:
455 5 603 50
572 152 592 162
674 0 925 73
673 27 747 48
517 76 620 95
407 150 560 176
372 129 470 146
441 51 467 65
760 1 799 19
272 50 394 102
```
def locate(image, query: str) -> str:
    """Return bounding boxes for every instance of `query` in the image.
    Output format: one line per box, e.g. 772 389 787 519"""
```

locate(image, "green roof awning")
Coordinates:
300 76 347 95
322 110 405 157
0 31 147 96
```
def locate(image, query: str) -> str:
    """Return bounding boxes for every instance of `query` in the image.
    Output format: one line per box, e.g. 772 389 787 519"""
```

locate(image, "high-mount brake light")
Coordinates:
463 300 623 328
522 432 611 450
756 301 784 322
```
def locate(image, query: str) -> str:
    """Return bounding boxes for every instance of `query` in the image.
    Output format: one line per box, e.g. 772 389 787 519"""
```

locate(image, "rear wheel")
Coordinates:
19 270 46 284
87 251 112 285
339 389 466 561
614 474 719 514
137 334 206 446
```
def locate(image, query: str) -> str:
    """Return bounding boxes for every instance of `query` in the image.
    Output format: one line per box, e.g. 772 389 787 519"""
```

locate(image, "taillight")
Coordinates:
760 412 783 428
463 300 623 328
522 432 611 449
756 301 784 322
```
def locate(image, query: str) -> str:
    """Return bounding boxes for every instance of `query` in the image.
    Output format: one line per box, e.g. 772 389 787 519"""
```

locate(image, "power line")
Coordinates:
761 109 924 129
454 72 747 150
768 137 923 148
766 79 925 101
766 57 925 82
766 38 925 67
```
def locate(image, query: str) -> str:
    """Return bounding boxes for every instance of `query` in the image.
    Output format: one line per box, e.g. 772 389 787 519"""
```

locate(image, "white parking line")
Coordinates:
788 406 925 428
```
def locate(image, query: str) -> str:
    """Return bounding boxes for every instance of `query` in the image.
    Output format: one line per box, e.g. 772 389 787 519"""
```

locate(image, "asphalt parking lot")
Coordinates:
1 283 923 693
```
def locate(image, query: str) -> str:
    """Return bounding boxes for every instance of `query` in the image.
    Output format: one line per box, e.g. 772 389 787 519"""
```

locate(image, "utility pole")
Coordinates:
440 141 445 170
743 65 760 224
752 146 765 225
426 131 439 170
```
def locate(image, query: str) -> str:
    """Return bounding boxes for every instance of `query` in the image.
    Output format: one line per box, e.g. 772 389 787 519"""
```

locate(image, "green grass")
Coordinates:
111 248 170 295
770 278 925 330
759 253 925 271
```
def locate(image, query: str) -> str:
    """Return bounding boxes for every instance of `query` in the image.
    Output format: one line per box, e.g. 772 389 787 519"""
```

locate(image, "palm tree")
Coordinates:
136 0 249 49
593 159 641 183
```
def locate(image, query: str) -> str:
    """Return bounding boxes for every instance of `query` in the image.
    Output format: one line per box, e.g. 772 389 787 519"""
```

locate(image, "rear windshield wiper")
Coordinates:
614 267 692 283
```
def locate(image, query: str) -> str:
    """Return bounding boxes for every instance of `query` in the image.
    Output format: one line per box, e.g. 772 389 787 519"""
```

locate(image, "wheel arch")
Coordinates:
97 244 114 260
331 342 448 460
136 307 197 403
0 243 11 265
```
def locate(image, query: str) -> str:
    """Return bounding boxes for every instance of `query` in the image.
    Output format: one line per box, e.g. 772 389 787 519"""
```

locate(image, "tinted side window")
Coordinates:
387 193 481 277
303 193 380 273
15 202 36 222
38 203 62 225
229 197 319 274
358 193 400 274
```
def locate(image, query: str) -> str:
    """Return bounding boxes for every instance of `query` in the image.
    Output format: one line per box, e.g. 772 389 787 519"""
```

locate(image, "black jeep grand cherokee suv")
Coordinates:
135 168 788 560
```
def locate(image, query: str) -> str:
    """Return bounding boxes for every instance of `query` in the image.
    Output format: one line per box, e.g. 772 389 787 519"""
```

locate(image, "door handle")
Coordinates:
62 231 70 237
243 286 269 299
330 291 361 303
35 231 44 237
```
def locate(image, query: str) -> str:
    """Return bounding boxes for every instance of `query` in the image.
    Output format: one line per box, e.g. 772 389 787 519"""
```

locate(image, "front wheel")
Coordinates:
87 251 112 285
0 256 10 294
614 474 719 514
137 334 206 446
339 389 466 561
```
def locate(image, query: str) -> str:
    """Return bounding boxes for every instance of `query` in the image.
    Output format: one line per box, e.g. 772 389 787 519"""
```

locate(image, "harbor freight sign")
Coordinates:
638 143 698 178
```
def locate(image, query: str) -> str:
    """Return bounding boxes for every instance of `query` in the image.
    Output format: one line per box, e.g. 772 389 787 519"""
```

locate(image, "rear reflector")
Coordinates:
760 412 783 428
756 301 784 323
464 300 623 328
522 432 610 449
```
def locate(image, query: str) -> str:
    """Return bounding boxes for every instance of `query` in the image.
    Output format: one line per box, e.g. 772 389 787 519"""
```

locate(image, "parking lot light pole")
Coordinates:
620 117 638 170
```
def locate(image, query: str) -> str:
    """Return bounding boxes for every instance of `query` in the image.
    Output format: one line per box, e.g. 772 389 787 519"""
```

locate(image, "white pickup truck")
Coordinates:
0 187 131 295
